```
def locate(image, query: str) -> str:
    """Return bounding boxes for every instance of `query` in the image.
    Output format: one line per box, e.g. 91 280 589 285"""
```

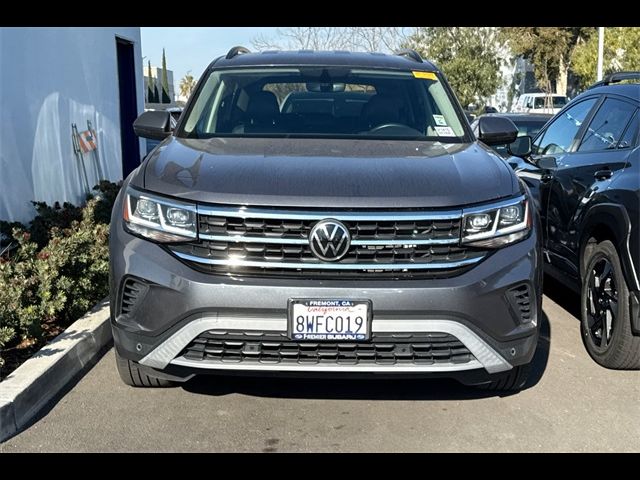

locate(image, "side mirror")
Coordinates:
133 110 172 140
474 116 518 146
507 135 532 157
537 156 558 169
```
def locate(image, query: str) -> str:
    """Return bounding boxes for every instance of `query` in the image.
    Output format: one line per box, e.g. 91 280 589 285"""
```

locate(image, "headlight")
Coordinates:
461 196 531 248
123 186 197 242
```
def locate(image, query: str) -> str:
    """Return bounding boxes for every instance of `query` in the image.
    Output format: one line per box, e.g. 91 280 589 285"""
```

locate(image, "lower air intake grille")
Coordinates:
180 330 474 366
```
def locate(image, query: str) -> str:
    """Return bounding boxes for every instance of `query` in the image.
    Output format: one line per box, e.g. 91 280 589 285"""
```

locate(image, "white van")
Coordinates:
513 93 568 114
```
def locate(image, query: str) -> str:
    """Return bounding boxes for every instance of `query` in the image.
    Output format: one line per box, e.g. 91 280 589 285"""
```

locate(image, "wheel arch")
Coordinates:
579 203 639 292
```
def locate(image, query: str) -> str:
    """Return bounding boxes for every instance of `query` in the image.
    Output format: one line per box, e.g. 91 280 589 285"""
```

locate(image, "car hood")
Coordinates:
141 137 519 208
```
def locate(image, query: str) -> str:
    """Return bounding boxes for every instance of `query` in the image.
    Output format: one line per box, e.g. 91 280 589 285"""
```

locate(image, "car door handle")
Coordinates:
594 169 613 180
541 173 553 183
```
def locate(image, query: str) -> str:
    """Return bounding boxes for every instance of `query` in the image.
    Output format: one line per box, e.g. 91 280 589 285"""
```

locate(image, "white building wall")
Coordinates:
0 27 145 223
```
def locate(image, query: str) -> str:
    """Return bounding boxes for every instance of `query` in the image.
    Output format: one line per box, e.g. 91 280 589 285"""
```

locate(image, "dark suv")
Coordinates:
110 48 542 390
508 72 640 369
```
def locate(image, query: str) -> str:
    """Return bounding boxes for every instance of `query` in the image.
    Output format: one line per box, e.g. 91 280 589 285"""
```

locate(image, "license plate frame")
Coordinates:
287 299 372 341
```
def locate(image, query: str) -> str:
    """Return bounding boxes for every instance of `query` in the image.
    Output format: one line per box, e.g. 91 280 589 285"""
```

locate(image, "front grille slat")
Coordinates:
179 330 474 366
169 206 489 279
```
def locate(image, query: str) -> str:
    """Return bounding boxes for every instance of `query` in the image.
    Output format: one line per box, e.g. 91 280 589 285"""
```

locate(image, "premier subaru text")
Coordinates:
109 48 542 390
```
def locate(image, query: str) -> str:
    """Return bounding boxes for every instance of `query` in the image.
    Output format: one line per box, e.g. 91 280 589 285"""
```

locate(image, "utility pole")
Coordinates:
597 27 604 81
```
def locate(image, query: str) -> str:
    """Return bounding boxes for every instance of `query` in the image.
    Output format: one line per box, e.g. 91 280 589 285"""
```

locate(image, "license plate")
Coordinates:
288 299 371 341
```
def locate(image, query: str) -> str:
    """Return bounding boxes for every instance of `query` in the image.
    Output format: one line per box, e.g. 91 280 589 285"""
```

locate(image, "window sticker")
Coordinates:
435 126 455 136
433 114 447 126
412 71 438 80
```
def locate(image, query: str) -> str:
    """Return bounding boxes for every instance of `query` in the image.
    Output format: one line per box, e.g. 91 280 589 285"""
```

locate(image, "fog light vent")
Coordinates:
506 284 532 324
120 278 148 316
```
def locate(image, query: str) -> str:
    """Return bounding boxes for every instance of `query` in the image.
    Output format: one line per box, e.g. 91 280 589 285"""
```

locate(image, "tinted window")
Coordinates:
578 99 637 152
554 97 568 107
618 111 639 149
533 98 597 155
534 96 567 109
180 67 466 140
515 119 548 137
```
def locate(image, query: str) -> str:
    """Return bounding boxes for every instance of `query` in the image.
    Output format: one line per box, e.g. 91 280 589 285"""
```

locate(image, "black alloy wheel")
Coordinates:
581 240 640 369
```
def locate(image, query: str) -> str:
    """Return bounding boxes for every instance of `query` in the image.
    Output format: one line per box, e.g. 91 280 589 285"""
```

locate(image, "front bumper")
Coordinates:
110 208 542 383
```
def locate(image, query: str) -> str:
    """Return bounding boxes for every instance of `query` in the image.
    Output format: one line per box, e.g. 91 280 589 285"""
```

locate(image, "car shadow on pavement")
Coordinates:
543 274 581 320
183 313 551 401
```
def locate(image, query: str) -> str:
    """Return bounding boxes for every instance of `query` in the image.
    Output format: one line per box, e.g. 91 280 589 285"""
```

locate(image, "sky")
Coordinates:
141 27 279 92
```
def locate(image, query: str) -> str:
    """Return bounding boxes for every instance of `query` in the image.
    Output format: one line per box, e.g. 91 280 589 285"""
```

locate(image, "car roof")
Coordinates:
580 83 640 103
210 50 439 72
519 93 566 98
481 112 553 121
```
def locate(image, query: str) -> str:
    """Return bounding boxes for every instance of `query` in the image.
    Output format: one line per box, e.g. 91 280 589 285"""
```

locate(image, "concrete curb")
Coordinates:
0 298 112 443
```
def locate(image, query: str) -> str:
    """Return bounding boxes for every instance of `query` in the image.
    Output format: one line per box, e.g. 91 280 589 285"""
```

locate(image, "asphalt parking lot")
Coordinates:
1 278 639 452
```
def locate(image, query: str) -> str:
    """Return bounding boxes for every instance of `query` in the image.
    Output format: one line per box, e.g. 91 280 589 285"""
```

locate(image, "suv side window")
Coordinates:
577 98 637 152
617 110 639 149
533 98 597 155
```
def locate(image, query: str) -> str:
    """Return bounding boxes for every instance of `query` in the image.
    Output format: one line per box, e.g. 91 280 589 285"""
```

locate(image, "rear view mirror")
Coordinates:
508 136 532 158
473 116 518 146
306 82 346 92
133 110 172 140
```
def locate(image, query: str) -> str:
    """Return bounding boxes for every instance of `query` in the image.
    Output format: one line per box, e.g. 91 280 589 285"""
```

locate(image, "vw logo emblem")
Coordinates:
309 219 351 262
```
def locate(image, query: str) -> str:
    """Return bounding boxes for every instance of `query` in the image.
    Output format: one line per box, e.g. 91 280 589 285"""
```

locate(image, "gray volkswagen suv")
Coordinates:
110 48 542 390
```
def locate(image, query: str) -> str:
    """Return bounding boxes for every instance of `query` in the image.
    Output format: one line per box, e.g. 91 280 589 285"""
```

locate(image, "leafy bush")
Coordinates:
0 202 83 250
92 180 122 225
0 183 120 372
0 181 121 250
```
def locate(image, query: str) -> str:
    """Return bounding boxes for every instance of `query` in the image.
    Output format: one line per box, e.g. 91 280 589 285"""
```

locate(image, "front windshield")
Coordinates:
179 67 466 141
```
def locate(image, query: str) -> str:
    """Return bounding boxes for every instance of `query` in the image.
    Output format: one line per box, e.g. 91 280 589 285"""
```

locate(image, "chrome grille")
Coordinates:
168 205 488 278
199 215 461 243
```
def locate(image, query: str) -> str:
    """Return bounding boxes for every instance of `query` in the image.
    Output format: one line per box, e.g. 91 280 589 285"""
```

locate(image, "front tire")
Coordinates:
115 350 176 387
581 240 640 369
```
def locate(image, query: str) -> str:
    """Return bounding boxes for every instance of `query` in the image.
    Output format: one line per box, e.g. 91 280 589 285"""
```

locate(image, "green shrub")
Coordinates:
0 202 83 250
92 180 122 225
0 182 119 372
0 182 121 250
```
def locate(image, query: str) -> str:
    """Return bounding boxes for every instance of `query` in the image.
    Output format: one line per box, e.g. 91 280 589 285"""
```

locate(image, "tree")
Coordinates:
571 27 640 89
147 60 157 103
501 27 594 96
403 27 503 109
179 71 196 99
161 48 171 104
252 27 410 53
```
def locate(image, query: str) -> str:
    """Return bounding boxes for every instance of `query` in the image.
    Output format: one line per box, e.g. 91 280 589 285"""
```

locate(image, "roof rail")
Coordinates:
394 49 423 63
225 46 250 60
589 71 640 89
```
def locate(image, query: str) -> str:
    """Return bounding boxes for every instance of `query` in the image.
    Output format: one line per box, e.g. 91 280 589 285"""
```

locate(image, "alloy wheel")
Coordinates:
585 257 618 348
